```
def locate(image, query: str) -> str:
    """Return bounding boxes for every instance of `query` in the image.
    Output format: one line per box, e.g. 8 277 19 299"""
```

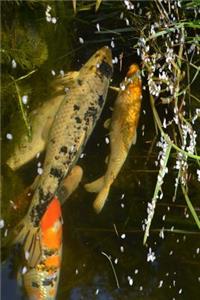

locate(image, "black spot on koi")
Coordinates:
77 79 82 86
98 95 104 108
98 60 112 78
50 138 56 144
50 167 63 179
30 188 54 225
38 187 53 204
32 282 40 288
73 104 80 111
59 146 68 154
31 200 51 226
75 117 82 124
43 249 56 256
84 106 98 124
42 277 56 286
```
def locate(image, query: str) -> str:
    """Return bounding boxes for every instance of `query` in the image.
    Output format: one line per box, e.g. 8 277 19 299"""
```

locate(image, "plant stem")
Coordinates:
12 77 32 139
150 95 200 160
143 143 172 245
101 251 120 288
181 184 200 230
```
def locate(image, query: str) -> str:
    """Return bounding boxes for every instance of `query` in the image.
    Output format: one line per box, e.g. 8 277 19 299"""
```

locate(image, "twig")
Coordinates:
109 86 120 92
11 76 32 139
4 69 37 90
101 251 120 289
113 223 119 237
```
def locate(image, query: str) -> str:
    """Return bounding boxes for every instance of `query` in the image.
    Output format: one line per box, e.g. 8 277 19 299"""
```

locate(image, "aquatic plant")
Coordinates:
70 0 200 239
1 0 74 150
72 0 103 13
127 0 200 242
70 0 199 238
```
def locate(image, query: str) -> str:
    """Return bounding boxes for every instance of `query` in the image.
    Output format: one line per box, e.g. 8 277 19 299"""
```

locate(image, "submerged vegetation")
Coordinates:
71 0 200 239
127 0 200 242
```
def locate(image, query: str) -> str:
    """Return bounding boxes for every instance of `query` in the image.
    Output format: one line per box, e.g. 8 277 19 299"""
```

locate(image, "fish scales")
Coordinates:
31 61 111 224
11 47 113 268
14 167 83 300
22 197 63 300
85 64 142 213
6 94 63 171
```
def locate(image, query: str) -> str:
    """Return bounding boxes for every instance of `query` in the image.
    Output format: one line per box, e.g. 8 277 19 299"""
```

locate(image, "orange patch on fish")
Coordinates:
128 85 142 99
49 288 56 297
26 289 41 300
44 255 61 268
127 64 140 77
42 224 62 249
40 197 61 231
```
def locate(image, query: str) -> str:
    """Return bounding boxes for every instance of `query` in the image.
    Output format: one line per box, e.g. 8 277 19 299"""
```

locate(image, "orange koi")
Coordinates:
85 64 142 213
15 166 83 300
21 196 62 300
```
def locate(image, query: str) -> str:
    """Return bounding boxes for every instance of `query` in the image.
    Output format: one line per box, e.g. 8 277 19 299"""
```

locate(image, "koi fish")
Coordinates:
84 64 142 213
4 166 83 230
17 166 83 300
10 47 113 268
22 196 62 300
6 72 77 171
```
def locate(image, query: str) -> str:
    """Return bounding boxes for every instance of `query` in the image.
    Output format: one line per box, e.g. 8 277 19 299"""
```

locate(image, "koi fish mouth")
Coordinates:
127 64 140 77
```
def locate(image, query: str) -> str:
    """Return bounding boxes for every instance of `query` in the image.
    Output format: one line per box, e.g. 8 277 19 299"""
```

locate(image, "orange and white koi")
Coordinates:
85 64 142 213
9 47 112 268
21 196 62 300
17 166 83 300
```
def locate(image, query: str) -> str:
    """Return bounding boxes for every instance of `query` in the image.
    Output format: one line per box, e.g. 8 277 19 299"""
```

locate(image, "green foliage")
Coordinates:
1 25 48 70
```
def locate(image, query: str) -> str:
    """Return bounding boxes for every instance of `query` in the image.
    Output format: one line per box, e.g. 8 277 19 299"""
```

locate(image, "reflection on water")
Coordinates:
1 1 200 300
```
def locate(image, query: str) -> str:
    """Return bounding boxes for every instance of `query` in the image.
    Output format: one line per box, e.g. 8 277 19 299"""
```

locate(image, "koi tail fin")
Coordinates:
6 216 42 268
84 176 104 193
93 184 110 213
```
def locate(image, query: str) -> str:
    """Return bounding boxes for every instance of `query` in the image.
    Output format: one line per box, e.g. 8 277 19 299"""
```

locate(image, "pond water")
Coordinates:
1 2 200 300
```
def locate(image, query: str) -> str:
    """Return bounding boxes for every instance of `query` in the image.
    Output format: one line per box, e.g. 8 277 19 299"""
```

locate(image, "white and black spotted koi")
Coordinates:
9 47 113 269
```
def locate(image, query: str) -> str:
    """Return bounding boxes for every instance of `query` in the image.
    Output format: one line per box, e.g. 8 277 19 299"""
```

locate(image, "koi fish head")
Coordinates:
81 46 113 79
126 64 141 82
119 64 142 102
125 64 142 92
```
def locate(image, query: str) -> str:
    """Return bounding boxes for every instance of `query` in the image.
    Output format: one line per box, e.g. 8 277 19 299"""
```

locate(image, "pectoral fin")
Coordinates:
84 176 104 193
93 185 110 213
4 215 42 268
57 165 83 204
26 229 42 267
41 118 54 141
